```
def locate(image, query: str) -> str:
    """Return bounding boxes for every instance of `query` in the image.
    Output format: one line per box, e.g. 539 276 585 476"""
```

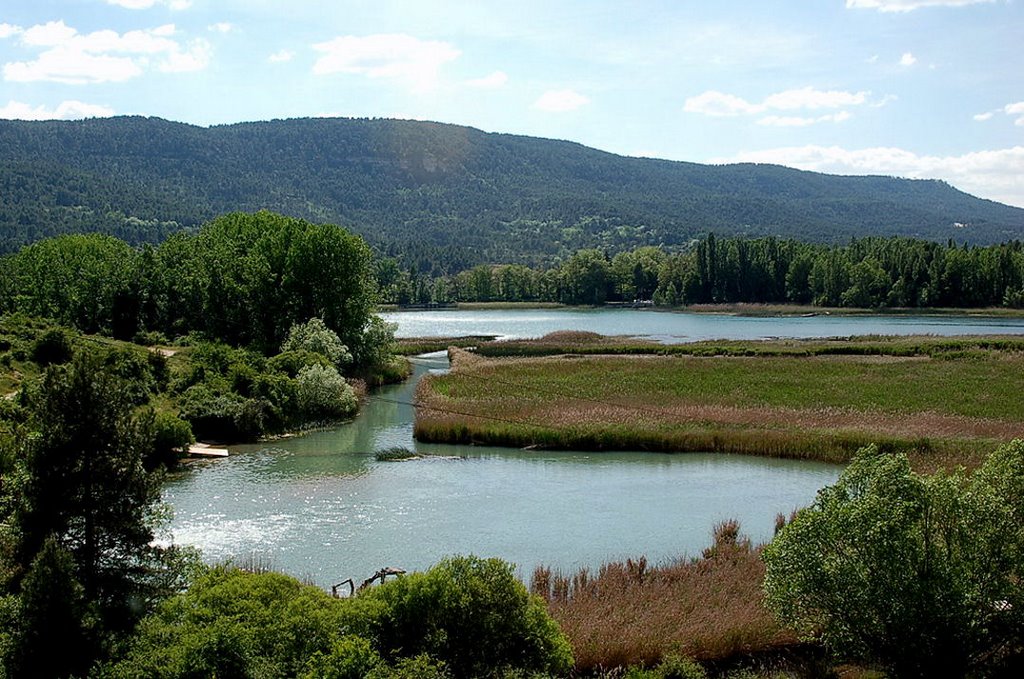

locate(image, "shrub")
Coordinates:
281 317 352 370
268 349 332 378
361 555 573 678
149 411 194 469
100 567 348 678
31 328 74 366
295 364 357 420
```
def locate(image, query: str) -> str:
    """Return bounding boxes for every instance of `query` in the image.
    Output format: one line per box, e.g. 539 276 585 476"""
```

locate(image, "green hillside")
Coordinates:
2 116 1022 271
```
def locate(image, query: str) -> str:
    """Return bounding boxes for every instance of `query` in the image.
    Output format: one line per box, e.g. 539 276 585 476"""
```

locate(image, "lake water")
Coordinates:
165 309 1024 586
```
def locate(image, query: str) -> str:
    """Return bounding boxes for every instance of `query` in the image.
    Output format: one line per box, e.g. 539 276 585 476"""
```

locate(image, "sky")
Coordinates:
1 0 1022 207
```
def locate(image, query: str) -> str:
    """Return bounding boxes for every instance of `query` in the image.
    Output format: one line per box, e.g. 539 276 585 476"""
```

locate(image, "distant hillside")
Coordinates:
1 116 1022 271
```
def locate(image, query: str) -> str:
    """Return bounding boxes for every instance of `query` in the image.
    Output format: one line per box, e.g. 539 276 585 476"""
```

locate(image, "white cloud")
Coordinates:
106 0 193 9
159 38 210 72
3 21 209 84
846 0 997 12
900 52 917 66
5 49 143 84
466 70 508 89
762 87 868 110
268 49 294 63
1007 102 1024 126
208 23 234 34
973 111 995 121
757 111 852 127
685 87 870 125
0 23 23 39
312 33 460 93
0 99 115 120
715 144 1024 208
22 20 78 47
533 89 590 112
683 90 761 117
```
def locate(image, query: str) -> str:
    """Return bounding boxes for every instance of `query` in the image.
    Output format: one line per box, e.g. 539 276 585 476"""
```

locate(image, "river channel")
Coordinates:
165 309 1024 586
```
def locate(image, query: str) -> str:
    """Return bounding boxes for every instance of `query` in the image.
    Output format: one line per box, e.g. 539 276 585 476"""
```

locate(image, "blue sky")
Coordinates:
1 0 1022 206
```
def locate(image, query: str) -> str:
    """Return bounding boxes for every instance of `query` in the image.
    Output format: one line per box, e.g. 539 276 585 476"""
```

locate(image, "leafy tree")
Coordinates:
763 443 1024 678
5 352 186 675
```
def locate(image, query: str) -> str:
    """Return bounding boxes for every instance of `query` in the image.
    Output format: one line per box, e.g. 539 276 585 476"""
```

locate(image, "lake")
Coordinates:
165 309 1024 586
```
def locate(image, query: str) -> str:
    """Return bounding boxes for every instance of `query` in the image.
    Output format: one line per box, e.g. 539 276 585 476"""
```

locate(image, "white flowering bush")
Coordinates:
295 364 357 419
281 318 352 370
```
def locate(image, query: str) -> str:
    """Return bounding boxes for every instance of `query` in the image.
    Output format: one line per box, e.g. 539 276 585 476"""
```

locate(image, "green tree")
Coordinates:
763 443 1024 678
10 353 179 669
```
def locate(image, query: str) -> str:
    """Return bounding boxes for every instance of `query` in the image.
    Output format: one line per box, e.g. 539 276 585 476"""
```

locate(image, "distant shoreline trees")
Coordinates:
381 235 1024 310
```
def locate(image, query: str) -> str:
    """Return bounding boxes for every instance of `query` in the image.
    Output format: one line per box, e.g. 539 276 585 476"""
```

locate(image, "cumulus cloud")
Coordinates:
757 111 852 127
268 49 294 63
466 70 508 89
312 33 460 92
0 23 23 39
1006 101 1024 125
3 21 210 83
900 52 917 66
533 89 590 112
846 0 997 11
715 144 1024 208
974 102 1024 126
0 99 115 120
684 86 870 125
106 0 193 9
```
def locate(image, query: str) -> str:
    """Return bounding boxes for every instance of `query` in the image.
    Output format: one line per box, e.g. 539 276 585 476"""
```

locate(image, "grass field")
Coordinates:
414 334 1024 469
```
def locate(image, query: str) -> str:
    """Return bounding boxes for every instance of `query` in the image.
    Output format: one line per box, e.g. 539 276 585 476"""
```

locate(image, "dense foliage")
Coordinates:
395 236 1024 309
0 210 381 361
763 442 1024 678
1 117 1022 265
0 353 194 678
100 557 572 679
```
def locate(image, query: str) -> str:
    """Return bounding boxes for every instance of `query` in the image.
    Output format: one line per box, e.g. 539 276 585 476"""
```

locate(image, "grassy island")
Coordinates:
414 332 1024 470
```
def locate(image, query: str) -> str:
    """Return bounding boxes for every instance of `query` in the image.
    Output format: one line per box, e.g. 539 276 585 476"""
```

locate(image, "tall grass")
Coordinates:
532 521 800 672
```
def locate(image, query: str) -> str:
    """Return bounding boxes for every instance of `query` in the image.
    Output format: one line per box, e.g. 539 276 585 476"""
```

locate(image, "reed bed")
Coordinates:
395 335 498 356
532 521 801 673
415 340 1024 469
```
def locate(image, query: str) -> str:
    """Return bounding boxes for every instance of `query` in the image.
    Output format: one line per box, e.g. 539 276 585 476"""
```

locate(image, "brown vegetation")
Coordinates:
532 521 800 672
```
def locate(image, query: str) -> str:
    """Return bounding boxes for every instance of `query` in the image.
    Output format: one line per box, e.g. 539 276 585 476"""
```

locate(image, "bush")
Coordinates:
31 328 74 366
100 567 348 678
763 443 1024 678
295 364 357 420
149 411 194 469
281 317 352 370
361 555 574 678
267 349 332 378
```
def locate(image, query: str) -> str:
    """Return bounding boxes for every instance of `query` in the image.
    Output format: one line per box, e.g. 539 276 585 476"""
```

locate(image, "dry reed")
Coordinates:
532 522 799 672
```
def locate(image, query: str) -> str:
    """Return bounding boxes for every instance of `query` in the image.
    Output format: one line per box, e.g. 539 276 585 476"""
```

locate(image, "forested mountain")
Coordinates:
2 116 1023 271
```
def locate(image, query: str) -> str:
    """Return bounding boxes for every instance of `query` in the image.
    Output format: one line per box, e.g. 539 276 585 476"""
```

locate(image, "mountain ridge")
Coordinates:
1 115 1022 271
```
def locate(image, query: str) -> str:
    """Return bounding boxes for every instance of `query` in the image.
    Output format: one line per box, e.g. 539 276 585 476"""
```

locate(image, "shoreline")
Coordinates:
380 301 1024 318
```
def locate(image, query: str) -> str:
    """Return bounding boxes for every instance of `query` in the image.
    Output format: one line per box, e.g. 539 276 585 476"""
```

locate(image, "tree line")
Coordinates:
383 235 1024 309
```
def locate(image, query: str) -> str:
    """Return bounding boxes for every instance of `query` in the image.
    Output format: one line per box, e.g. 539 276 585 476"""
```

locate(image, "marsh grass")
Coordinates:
415 338 1024 468
396 335 498 355
533 522 799 672
374 446 419 461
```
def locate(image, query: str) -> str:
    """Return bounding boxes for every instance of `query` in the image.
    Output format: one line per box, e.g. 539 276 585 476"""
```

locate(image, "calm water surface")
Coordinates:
166 310 1024 585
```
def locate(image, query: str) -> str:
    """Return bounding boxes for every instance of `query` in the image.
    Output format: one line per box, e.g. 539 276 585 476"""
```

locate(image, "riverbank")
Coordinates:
414 335 1024 470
